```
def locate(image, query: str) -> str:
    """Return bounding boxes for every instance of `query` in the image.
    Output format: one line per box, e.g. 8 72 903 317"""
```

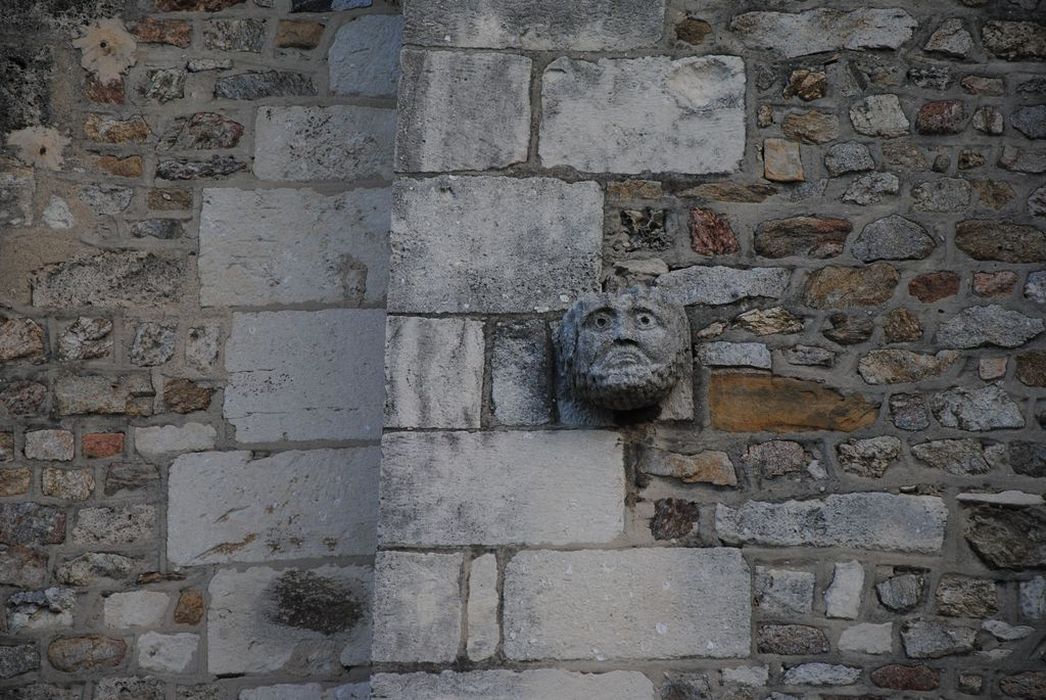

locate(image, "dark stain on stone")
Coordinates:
267 569 362 634
0 46 52 133
650 498 699 540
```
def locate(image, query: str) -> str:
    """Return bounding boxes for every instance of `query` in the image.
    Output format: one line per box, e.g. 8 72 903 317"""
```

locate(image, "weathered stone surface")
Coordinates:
208 564 371 673
135 424 216 459
698 341 771 369
1014 105 1046 139
141 68 185 103
1009 442 1046 478
937 304 1043 348
380 431 623 546
849 94 910 137
204 18 264 52
731 9 915 58
824 142 875 175
716 493 947 553
160 112 243 151
837 436 901 478
852 216 934 261
0 380 46 418
0 644 39 679
936 575 997 617
254 106 394 182
901 620 976 658
650 498 699 540
763 138 804 182
200 187 390 307
823 313 874 345
169 448 378 565
689 208 739 255
156 156 245 180
24 429 73 461
877 572 923 611
803 263 899 308
983 21 1046 61
42 468 93 501
7 587 76 632
930 384 1024 431
32 251 183 309
94 677 164 700
973 105 1004 135
709 373 878 432
157 0 245 9
839 622 892 655
390 176 602 313
680 182 777 202
240 684 369 700
130 322 176 366
466 553 498 661
72 505 154 545
372 670 655 699
225 310 385 442
912 440 991 475
843 172 899 205
138 632 198 673
908 272 959 303
0 468 30 497
1001 145 1046 173
104 590 169 628
964 505 1046 569
397 49 529 172
744 441 810 479
164 379 212 414
0 503 65 545
328 15 400 95
657 265 789 307
858 349 959 384
47 636 125 672
403 0 664 50
56 374 152 416
1017 351 1046 388
757 624 828 655
214 71 315 100
754 216 850 258
915 100 966 134
504 548 749 660
132 17 191 47
104 463 159 497
174 589 204 625
783 110 839 144
492 320 552 426
925 18 972 57
884 308 923 342
1000 672 1046 699
84 113 149 143
641 448 737 486
955 220 1046 262
871 664 939 691
540 56 744 175
55 553 136 586
974 270 1018 297
782 663 861 686
755 567 814 615
129 219 183 241
372 551 462 663
825 561 864 618
0 318 44 364
735 307 804 335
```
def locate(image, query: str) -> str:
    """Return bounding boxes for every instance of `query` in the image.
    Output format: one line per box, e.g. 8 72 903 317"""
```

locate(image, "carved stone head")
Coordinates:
556 288 690 412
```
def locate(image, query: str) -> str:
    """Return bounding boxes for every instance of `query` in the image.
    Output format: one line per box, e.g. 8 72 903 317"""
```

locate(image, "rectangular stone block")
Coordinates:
372 670 655 699
208 564 371 675
716 493 948 553
199 187 390 307
389 176 603 313
329 15 403 98
372 551 463 663
503 548 751 660
656 265 790 306
168 448 379 566
225 309 385 443
396 49 531 172
379 430 624 546
540 56 746 175
384 317 484 429
466 553 498 661
492 319 552 426
254 105 395 182
403 0 665 50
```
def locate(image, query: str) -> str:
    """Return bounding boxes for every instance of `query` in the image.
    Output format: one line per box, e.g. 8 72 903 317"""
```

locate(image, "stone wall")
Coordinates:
375 1 1046 699
0 0 397 697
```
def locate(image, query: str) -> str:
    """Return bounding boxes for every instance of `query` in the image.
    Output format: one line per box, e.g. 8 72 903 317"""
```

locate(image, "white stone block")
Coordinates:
103 590 169 628
138 631 199 673
371 670 656 699
379 430 624 546
825 560 864 619
838 622 892 655
467 554 498 661
491 319 552 426
329 15 403 97
134 423 217 459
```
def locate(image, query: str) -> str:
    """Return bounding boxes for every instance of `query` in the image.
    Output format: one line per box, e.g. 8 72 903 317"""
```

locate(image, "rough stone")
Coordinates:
380 431 623 546
901 620 976 658
783 110 839 144
734 307 804 335
157 156 246 180
930 384 1025 431
137 632 198 673
857 349 959 384
937 304 1044 348
877 572 924 611
980 357 1008 381
955 220 1046 262
7 587 76 632
784 68 827 101
731 9 916 58
823 313 874 345
135 424 216 459
397 49 530 172
503 548 750 660
962 75 1005 95
762 138 804 182
1021 577 1046 619
541 56 745 175
709 373 878 432
0 468 30 496
849 94 910 138
1000 145 1046 173
186 325 221 372
84 113 150 143
973 106 1004 135
642 448 737 486
58 317 112 361
911 177 971 212
837 436 901 477
41 468 94 501
141 68 185 103
716 493 947 553
650 498 700 540
825 561 864 618
803 263 899 308
912 440 991 475
174 589 204 625
1000 672 1046 699
104 463 159 496
132 18 191 47
757 624 828 655
839 622 892 655
32 251 184 309
56 374 153 416
372 551 461 663
214 71 315 100
390 176 602 313
491 320 552 426
164 379 212 413
883 308 923 342
843 172 899 205
0 644 39 679
160 113 243 151
72 505 154 545
852 216 933 262
204 18 264 52
1014 105 1046 140
824 142 875 175
371 670 654 699
689 208 739 256
169 448 378 565
915 100 966 134
974 271 1018 297
200 187 390 307
276 20 325 49
55 553 136 586
1017 351 1046 387
744 441 810 479
908 272 959 303
24 429 73 461
754 216 850 258
657 265 790 306
129 322 176 366
870 664 940 691
924 18 972 57
697 341 771 369
94 678 164 700
781 663 861 686
0 503 65 545
79 185 132 214
936 575 997 617
964 505 1046 569
47 636 125 672
754 567 814 616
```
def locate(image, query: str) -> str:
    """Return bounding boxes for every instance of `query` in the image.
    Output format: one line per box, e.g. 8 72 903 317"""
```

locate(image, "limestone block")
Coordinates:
254 105 395 182
384 317 484 429
731 8 917 58
103 591 169 628
137 632 198 673
540 56 745 175
168 448 379 566
371 670 656 699
467 554 498 661
397 49 531 172
329 15 403 97
389 176 603 313
199 187 390 307
503 548 750 660
656 265 790 306
825 561 864 619
134 423 216 459
224 310 385 443
491 320 552 426
379 431 624 546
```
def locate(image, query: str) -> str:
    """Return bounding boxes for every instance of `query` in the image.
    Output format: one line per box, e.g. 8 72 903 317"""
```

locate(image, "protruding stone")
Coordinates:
924 18 972 57
877 572 924 612
964 505 1046 569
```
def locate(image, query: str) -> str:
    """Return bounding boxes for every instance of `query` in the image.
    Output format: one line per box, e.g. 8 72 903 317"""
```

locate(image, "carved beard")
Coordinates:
570 347 687 411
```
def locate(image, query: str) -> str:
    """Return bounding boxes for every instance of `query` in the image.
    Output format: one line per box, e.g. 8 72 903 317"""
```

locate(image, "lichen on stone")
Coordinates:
6 126 71 170
73 18 137 84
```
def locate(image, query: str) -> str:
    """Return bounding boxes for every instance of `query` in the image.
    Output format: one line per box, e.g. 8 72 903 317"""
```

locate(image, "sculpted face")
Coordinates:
558 289 689 411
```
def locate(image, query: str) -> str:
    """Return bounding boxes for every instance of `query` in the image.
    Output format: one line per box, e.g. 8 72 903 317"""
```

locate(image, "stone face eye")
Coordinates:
594 314 609 329
638 314 653 327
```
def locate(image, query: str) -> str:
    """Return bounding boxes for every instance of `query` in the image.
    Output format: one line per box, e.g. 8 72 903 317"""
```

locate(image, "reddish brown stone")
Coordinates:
133 18 192 47
871 664 940 691
0 318 45 363
84 114 151 144
908 271 960 303
174 588 205 624
824 313 874 345
708 372 879 433
164 378 214 414
675 16 712 44
85 76 125 104
784 68 827 101
156 0 245 9
1017 350 1046 387
678 182 777 202
83 433 125 459
47 636 126 672
1000 671 1046 699
0 468 31 497
690 208 739 255
884 308 923 343
782 110 839 144
97 155 144 178
650 498 699 540
755 216 851 259
0 545 48 587
802 263 900 308
276 20 325 49
915 100 967 134
974 270 1018 297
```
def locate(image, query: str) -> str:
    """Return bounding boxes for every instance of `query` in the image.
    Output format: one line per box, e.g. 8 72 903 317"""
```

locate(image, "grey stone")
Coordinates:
186 324 221 372
134 423 217 459
186 57 232 72
208 564 371 674
225 310 385 443
24 429 73 461
142 68 185 102
199 187 390 307
912 439 991 475
503 548 750 660
137 632 198 673
389 176 603 313
722 666 769 688
254 106 395 182
890 393 930 431
849 94 910 137
157 156 246 180
1029 187 1046 219
329 16 402 97
57 317 111 361
492 320 552 426
204 18 265 52
930 384 1024 431
745 441 811 479
129 219 182 240
697 341 771 369
372 551 462 663
385 317 484 429
925 18 973 58
936 304 1044 348
973 105 1004 135
852 215 934 261
466 553 498 661
837 436 901 478
32 251 184 309
71 505 155 545
782 344 835 367
0 644 39 679
908 65 954 90
754 567 814 615
55 374 153 417
0 504 65 546
936 575 997 617
982 619 1034 641
783 663 861 686
656 265 790 306
983 20 1046 61
372 670 655 699
1001 145 1046 173
397 49 531 172
239 684 369 700
839 622 892 655
43 196 74 229
964 505 1046 569
379 431 624 546
1013 104 1046 139
540 56 745 175
716 493 947 553
731 8 916 58
757 624 828 655
1020 576 1045 619
912 178 972 212
824 142 875 175
292 0 371 9
103 590 169 628
7 587 76 632
842 172 899 205
402 0 665 50
94 679 162 700
901 620 976 658
55 552 137 586
825 561 864 619
129 321 176 366
169 449 379 566
214 71 315 100
876 573 923 611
